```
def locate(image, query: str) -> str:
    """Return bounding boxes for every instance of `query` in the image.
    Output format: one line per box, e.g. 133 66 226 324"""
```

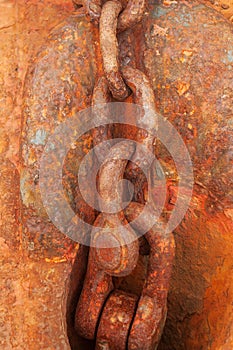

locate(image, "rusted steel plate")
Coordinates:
141 1 233 349
20 9 97 350
21 13 97 259
0 1 232 349
0 2 76 349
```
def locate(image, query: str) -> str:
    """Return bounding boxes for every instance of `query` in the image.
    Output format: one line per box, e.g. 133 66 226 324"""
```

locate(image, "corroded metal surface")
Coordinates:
91 77 113 163
117 0 147 33
99 0 130 100
74 11 174 342
91 77 139 277
22 13 97 259
73 0 102 20
125 202 175 350
75 1 233 349
75 248 114 339
20 8 97 349
142 1 233 349
0 0 232 349
96 290 138 350
73 0 147 29
122 66 158 203
0 2 76 349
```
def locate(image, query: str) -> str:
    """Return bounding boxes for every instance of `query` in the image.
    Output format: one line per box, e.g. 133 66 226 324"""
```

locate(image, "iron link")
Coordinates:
74 1 174 349
99 0 130 100
117 0 146 33
75 247 114 339
122 66 158 203
73 1 147 31
91 76 113 164
125 203 175 350
92 139 139 277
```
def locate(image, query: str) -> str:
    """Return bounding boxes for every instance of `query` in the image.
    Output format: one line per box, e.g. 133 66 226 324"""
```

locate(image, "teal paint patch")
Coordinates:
152 6 170 19
31 129 48 145
227 50 233 63
175 12 192 27
46 142 55 151
221 49 233 65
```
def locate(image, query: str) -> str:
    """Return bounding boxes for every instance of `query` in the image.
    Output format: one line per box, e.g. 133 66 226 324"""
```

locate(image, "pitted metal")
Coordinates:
74 1 174 349
73 0 146 30
117 0 146 33
99 0 130 100
125 202 175 350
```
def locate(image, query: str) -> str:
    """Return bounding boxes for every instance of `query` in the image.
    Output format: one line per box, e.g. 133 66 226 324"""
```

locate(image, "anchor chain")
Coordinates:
74 1 175 349
73 0 146 31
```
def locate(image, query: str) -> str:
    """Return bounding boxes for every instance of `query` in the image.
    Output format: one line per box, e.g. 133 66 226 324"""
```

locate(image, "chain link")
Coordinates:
74 1 174 348
73 0 146 29
99 0 130 100
117 0 146 32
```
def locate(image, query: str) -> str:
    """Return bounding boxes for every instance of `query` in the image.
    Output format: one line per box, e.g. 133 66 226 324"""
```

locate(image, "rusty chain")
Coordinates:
74 1 175 349
73 0 146 30
99 1 129 100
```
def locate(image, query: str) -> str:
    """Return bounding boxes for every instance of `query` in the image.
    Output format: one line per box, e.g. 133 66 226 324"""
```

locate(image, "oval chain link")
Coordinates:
74 1 174 349
100 0 130 100
73 0 146 30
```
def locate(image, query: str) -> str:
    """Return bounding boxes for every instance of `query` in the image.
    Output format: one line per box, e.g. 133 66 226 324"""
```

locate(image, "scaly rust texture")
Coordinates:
0 1 77 349
142 1 233 349
205 0 233 22
0 0 232 349
91 75 139 277
22 12 97 259
122 66 158 203
125 202 175 350
92 212 139 277
96 290 138 350
91 76 113 164
99 0 130 100
20 6 98 349
75 202 174 349
118 0 146 33
74 140 139 340
74 209 139 341
75 247 114 339
92 141 139 276
74 3 231 348
72 0 146 28
73 0 102 20
66 244 90 349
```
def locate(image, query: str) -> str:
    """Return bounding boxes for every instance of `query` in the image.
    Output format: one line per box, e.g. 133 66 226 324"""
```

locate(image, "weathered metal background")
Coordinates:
144 2 233 349
0 1 232 349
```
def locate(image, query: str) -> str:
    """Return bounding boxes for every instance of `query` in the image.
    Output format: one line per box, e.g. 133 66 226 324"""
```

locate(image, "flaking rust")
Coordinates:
21 10 98 349
142 1 233 349
74 1 232 349
10 1 232 349
22 13 97 259
96 290 138 350
74 7 174 344
125 202 175 350
99 0 130 100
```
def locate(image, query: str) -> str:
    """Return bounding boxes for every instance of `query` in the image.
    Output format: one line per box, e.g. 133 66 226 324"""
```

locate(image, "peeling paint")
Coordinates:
30 129 48 145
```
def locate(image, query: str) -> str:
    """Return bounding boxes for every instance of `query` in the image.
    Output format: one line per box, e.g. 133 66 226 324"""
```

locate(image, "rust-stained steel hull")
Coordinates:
143 2 233 349
0 0 232 349
21 11 98 349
